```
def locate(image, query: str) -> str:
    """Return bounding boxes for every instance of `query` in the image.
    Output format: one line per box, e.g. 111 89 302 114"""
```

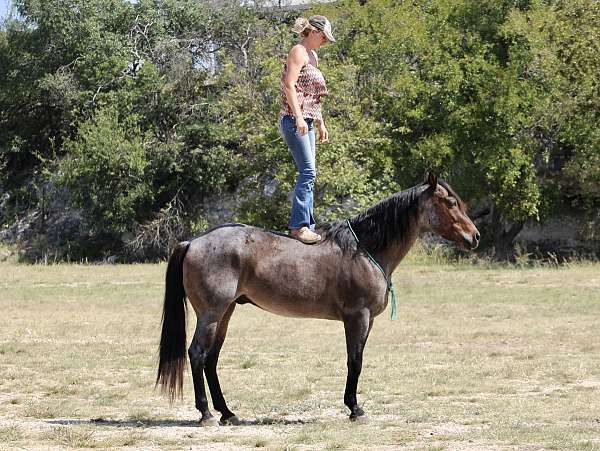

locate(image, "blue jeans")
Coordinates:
279 115 316 230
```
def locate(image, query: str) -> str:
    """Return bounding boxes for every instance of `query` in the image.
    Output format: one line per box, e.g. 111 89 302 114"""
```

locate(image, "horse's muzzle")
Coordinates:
462 231 480 250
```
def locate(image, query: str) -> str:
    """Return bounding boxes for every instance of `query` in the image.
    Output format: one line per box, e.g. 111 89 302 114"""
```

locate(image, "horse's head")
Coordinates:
419 172 480 250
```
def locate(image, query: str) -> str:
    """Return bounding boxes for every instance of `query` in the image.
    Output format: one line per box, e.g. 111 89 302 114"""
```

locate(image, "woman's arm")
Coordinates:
309 49 328 142
316 118 329 143
283 45 309 135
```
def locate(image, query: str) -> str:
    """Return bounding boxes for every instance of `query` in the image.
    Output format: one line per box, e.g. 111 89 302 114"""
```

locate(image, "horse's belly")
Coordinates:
243 266 341 321
231 237 348 320
247 296 340 320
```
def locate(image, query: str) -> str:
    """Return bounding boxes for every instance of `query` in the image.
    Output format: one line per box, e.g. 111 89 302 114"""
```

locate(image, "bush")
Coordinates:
58 106 154 236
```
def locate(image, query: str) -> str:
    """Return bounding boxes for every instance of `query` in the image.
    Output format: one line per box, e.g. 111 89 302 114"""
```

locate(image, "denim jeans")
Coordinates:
279 114 316 230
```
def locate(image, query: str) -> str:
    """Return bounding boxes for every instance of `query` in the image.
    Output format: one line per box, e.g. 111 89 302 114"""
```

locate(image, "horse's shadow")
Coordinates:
46 416 314 428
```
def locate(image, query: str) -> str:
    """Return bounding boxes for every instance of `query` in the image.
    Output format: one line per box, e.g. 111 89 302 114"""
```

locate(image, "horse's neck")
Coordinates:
352 187 424 276
373 220 420 276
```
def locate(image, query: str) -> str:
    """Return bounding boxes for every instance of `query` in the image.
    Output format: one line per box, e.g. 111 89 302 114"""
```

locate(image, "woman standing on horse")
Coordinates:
280 15 335 244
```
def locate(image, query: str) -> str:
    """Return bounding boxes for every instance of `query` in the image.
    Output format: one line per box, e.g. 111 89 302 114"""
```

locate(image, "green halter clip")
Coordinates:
346 219 398 321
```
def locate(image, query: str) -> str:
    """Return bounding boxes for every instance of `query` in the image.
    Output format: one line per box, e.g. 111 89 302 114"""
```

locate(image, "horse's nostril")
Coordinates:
475 232 480 242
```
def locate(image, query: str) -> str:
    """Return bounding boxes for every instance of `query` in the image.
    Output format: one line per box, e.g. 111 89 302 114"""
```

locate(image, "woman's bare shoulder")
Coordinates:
288 44 309 64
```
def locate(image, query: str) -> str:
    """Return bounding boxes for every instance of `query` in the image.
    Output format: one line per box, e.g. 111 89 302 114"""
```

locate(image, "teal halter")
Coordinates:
346 219 398 321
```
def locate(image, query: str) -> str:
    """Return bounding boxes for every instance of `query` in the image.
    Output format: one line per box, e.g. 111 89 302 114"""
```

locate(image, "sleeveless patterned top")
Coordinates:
280 60 328 122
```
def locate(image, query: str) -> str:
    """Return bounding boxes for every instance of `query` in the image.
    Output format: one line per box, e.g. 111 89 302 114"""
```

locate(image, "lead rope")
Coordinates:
346 219 398 321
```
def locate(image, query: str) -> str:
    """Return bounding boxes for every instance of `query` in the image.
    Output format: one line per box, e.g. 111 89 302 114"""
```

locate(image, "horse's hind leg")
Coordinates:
204 302 239 425
189 309 227 427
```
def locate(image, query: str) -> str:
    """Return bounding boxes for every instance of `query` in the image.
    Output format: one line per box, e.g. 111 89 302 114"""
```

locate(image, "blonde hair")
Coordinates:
292 17 317 37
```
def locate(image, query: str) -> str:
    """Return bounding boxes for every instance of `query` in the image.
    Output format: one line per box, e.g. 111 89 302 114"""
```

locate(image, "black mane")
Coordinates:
319 183 426 255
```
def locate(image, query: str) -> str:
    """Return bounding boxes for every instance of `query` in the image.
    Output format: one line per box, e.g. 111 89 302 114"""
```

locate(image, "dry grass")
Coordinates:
0 254 599 450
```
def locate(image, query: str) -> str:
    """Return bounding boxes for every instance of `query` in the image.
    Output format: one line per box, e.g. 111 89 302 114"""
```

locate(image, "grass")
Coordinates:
0 250 599 450
0 424 24 442
44 426 96 447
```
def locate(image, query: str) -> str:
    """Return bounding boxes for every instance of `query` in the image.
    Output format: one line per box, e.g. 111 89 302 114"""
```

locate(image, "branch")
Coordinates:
470 206 491 221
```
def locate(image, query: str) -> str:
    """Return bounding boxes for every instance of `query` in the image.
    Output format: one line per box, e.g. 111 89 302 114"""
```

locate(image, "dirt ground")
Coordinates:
1 261 599 450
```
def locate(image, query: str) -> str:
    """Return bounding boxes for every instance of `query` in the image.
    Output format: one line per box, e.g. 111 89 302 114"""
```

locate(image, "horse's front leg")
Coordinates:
343 307 373 421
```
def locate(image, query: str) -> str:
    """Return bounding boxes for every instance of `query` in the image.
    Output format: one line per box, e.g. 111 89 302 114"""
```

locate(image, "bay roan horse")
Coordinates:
156 173 479 425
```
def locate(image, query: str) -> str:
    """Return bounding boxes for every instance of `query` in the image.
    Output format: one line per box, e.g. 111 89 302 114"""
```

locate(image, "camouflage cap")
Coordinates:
308 15 335 42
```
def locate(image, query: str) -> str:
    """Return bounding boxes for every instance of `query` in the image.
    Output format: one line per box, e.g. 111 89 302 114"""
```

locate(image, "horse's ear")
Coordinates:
426 171 437 188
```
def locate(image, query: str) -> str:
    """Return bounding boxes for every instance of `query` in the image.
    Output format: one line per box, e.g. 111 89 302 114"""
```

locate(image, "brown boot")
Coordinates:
290 226 322 244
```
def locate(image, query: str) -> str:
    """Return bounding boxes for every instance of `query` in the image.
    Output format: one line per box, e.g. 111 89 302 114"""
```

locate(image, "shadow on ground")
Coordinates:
46 416 315 428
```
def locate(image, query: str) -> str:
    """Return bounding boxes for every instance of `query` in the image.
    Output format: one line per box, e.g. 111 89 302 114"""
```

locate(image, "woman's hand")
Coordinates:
296 117 309 135
317 122 329 143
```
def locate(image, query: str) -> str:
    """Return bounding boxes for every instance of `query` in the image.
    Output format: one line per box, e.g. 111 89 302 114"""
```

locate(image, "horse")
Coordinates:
156 172 480 426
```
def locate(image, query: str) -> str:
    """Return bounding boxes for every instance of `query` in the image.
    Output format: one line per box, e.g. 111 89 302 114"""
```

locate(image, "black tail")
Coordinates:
156 241 191 401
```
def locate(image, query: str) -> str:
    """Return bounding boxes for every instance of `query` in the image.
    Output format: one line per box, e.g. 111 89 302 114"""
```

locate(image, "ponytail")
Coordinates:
292 17 315 36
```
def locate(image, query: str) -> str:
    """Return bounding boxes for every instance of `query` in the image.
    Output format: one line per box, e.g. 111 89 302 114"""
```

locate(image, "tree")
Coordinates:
320 0 598 257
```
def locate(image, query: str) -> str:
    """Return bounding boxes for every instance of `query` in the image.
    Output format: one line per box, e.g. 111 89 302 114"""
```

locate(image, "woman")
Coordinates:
280 15 335 244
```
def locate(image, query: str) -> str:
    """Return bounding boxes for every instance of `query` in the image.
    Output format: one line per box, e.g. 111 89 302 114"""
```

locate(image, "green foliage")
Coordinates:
321 0 546 220
502 0 600 209
59 106 153 234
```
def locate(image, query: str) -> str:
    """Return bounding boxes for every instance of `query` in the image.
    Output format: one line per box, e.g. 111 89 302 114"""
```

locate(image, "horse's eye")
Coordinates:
448 199 458 208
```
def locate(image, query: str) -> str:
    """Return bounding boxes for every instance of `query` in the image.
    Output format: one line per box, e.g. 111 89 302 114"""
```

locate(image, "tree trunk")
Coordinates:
489 207 524 261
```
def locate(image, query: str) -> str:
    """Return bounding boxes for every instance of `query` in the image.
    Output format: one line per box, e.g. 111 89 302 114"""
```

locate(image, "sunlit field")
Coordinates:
1 252 599 450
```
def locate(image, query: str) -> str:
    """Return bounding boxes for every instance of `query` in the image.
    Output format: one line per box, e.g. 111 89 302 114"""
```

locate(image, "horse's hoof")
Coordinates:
349 407 367 423
351 414 369 424
199 416 219 427
220 415 241 426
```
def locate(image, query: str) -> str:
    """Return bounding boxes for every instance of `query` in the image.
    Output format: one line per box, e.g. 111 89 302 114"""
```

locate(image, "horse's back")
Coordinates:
187 222 330 259
186 223 294 256
182 223 304 293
